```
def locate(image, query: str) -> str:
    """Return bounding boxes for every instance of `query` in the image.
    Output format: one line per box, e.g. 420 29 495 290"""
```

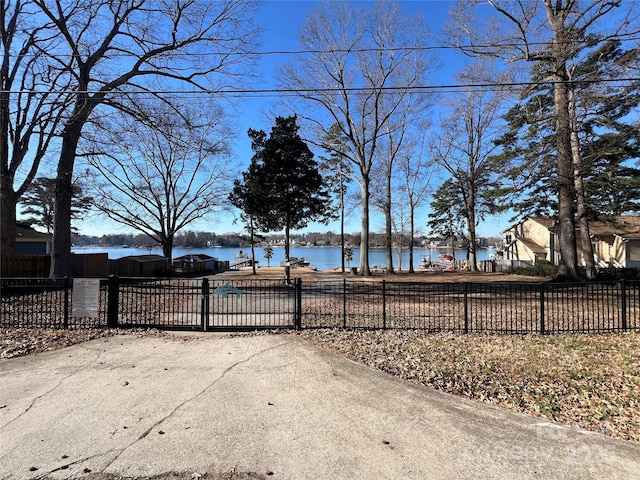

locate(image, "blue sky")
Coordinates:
228 0 512 238
77 0 513 239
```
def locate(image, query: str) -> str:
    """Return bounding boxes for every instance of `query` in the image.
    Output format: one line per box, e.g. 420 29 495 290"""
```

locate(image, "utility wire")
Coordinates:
12 34 640 58
8 76 640 98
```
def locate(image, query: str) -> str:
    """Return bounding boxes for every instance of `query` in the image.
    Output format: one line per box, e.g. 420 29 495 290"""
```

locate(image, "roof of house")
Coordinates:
16 223 52 241
588 216 640 240
502 216 557 233
528 217 558 229
118 255 168 262
174 254 217 261
517 237 548 257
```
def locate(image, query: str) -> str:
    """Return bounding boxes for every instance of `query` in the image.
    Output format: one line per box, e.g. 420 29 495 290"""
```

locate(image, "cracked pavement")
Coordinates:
1 333 640 480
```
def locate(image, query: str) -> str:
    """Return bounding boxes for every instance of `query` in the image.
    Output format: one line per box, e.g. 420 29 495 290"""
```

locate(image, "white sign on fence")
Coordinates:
72 278 100 318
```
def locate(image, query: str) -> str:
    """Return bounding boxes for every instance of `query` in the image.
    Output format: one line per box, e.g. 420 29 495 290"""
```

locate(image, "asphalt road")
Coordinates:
1 333 639 479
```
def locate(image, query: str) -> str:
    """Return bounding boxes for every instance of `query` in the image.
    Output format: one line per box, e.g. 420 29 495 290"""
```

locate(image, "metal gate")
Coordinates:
113 277 300 331
204 278 300 331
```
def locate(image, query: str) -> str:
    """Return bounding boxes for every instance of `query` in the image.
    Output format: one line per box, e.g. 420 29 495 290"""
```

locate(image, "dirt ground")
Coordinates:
218 265 548 283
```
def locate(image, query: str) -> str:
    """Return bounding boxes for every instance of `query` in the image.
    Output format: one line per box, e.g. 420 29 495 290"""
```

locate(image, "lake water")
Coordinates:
72 245 495 271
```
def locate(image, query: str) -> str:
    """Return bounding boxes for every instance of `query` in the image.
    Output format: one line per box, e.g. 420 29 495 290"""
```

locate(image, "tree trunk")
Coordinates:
1 180 17 255
466 187 478 272
50 86 95 278
340 176 346 274
50 126 82 278
250 215 257 275
408 203 415 273
1 50 15 255
542 6 579 281
569 87 596 280
359 178 371 276
395 246 403 272
162 235 173 260
284 222 291 284
384 172 394 274
553 74 579 280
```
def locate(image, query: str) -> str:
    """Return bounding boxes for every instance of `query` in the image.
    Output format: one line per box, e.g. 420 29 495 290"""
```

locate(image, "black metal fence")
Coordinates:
1 277 638 334
301 280 639 333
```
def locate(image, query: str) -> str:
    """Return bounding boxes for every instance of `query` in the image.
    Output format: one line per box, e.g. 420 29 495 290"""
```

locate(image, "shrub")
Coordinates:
514 259 557 277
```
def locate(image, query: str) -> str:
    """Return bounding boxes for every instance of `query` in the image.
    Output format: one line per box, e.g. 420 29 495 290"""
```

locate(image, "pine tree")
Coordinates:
495 40 639 218
230 116 329 283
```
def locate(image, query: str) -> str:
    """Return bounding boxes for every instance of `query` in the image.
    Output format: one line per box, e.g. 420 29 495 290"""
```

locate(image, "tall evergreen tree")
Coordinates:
492 39 640 263
20 177 92 234
230 116 329 283
448 0 637 280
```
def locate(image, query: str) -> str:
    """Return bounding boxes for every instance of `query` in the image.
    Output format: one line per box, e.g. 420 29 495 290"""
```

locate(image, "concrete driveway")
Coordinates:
1 333 639 479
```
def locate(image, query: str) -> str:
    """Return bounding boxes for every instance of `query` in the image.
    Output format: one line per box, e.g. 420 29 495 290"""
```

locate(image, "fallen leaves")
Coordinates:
300 329 640 443
0 327 165 359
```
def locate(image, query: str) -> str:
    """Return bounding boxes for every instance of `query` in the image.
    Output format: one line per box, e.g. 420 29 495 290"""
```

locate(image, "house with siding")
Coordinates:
502 216 640 268
15 223 52 254
589 216 640 268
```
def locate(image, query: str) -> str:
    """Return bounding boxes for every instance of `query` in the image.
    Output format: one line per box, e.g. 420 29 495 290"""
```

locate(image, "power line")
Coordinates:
12 34 640 59
8 76 640 98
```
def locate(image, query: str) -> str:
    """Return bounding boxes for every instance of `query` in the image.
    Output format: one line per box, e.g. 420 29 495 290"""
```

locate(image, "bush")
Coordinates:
596 267 640 281
514 259 557 277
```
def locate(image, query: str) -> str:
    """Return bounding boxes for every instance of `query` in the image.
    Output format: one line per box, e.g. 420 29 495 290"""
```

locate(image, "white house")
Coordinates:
502 216 640 268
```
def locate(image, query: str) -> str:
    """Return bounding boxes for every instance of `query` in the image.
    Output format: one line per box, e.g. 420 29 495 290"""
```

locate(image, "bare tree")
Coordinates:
279 1 436 276
374 84 435 274
447 0 639 279
390 197 411 272
1 0 71 254
397 131 434 273
31 0 259 277
430 61 506 272
319 123 354 274
86 101 235 260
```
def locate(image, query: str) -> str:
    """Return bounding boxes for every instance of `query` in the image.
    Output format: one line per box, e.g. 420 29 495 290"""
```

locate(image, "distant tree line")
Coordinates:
72 230 499 251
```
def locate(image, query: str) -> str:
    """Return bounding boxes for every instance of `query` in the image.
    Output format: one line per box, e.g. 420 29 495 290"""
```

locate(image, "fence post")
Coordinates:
295 278 302 331
463 283 468 334
107 275 120 328
201 278 210 332
539 282 545 335
382 280 387 330
343 279 347 329
620 279 627 332
63 276 70 329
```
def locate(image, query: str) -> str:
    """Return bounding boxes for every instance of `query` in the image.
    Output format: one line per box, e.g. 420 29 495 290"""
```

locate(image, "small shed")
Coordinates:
173 253 219 274
109 255 169 277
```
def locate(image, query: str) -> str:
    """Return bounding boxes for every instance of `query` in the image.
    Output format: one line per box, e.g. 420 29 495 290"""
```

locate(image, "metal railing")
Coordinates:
1 277 638 334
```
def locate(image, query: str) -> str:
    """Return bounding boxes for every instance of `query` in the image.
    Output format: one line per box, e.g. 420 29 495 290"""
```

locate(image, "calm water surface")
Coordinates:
72 245 494 271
